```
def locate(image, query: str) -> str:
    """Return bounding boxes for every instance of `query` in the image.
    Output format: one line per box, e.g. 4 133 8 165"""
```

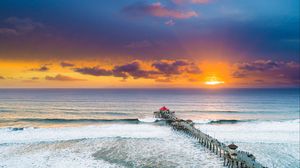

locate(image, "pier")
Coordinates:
153 110 266 168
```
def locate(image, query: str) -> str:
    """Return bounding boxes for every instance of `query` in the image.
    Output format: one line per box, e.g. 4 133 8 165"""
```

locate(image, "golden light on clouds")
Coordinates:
1 58 298 88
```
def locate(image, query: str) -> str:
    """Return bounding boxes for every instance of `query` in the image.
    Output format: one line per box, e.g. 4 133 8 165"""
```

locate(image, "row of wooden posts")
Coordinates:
153 111 266 168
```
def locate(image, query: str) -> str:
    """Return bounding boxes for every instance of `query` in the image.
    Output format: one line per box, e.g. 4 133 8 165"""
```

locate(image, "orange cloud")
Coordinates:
45 74 85 81
60 61 75 68
0 59 298 88
30 64 50 72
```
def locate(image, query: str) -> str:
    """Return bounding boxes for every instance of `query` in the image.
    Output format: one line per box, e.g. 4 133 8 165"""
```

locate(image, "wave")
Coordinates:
1 118 140 124
63 111 129 116
207 119 255 124
0 109 14 113
187 110 241 113
191 119 254 124
0 117 161 125
194 118 300 125
10 127 25 131
0 124 172 144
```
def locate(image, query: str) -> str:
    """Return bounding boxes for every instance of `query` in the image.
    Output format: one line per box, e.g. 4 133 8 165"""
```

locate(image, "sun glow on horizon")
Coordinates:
204 75 225 86
205 81 225 85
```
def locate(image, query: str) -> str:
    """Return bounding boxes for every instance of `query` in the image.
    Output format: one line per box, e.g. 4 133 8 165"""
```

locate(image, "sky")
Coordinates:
0 0 299 88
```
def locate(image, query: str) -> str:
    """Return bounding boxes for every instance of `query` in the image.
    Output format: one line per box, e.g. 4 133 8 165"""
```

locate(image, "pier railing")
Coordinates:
154 111 266 168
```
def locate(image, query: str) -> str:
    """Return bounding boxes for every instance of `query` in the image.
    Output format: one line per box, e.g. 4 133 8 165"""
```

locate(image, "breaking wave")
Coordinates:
207 119 255 124
0 124 172 144
0 118 143 124
193 118 299 124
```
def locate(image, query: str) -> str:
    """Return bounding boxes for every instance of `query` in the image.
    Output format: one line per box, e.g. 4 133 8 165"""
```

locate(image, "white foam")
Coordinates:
196 119 300 167
0 124 224 168
0 142 122 168
192 119 212 124
138 117 158 123
0 124 172 144
196 119 300 143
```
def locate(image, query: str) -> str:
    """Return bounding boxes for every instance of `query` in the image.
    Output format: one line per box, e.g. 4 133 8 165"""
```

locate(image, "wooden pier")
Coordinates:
154 110 266 168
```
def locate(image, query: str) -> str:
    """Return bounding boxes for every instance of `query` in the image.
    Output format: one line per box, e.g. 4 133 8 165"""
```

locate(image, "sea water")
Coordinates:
0 89 299 168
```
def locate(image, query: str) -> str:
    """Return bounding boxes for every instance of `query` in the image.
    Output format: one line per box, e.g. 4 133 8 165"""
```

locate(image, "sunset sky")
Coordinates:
0 0 299 88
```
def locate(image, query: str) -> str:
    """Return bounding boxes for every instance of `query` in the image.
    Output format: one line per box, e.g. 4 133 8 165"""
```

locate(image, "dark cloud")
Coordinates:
6 17 43 33
112 61 159 79
0 76 4 79
237 60 280 72
232 60 282 78
0 17 43 36
232 71 247 78
30 65 50 72
45 74 85 81
74 61 158 79
73 60 200 82
123 2 197 19
73 67 112 76
60 61 75 67
152 60 201 76
233 60 300 85
277 62 300 84
152 60 186 75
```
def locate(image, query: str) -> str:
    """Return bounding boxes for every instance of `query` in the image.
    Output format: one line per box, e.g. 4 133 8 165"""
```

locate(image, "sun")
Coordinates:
204 76 225 86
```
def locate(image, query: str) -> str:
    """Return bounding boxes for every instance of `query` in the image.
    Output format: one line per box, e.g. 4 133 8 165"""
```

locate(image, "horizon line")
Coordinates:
0 87 299 90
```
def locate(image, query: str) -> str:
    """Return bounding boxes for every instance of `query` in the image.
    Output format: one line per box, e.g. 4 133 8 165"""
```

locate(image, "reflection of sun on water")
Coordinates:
204 76 224 86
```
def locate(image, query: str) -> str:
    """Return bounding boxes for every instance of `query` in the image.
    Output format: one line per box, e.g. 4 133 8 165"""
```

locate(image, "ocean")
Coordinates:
0 88 299 168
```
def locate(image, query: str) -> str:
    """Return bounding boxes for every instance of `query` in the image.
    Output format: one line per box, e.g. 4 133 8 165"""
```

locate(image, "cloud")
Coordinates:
172 0 211 4
277 61 300 84
232 60 281 78
155 78 173 83
232 71 247 78
60 61 75 67
232 60 300 85
112 61 159 79
6 17 43 33
30 65 50 72
45 74 85 81
124 40 152 48
0 28 18 36
0 76 4 79
0 17 43 36
73 67 112 76
123 2 198 19
152 60 201 76
165 19 175 26
75 61 159 79
237 60 280 72
73 60 201 82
